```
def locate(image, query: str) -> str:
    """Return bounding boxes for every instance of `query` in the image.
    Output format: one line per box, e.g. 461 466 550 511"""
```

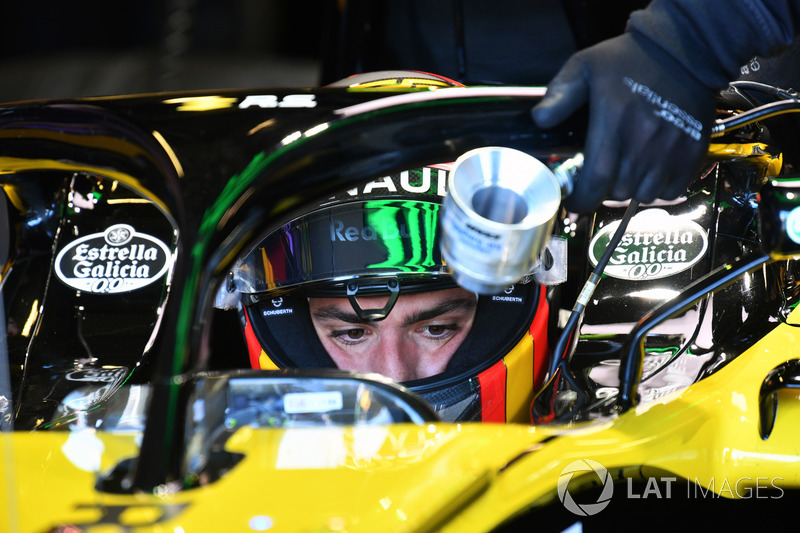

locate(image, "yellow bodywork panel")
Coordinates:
707 142 783 176
3 313 800 532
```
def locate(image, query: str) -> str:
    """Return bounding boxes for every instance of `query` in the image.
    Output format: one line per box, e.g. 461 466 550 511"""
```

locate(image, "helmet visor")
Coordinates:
235 199 447 294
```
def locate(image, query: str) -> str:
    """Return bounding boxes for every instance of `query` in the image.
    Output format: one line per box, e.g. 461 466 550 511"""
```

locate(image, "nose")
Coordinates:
371 333 420 382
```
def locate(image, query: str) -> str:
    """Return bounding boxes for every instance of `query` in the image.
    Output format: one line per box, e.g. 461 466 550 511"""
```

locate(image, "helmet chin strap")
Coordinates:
346 278 400 321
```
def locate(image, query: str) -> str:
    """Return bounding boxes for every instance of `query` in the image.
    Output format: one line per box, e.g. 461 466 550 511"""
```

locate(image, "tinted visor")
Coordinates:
235 199 447 294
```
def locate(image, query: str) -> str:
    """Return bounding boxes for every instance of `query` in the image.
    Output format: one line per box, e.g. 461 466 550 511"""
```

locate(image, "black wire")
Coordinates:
547 200 640 378
712 99 800 137
728 80 798 100
452 0 467 81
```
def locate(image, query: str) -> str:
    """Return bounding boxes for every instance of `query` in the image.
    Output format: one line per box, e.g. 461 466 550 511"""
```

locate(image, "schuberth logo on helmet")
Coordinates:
589 209 708 281
262 298 294 317
491 285 524 304
55 224 172 294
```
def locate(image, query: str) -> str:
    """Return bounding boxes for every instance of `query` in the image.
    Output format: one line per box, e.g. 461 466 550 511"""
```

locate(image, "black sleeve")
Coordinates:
627 0 800 88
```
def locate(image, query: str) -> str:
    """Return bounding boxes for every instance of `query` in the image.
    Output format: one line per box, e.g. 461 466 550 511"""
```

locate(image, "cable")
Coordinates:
547 199 641 377
452 0 467 81
728 80 799 100
712 99 800 138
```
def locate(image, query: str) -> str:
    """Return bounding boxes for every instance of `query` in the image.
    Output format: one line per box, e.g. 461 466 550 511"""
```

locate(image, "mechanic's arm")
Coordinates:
532 0 800 213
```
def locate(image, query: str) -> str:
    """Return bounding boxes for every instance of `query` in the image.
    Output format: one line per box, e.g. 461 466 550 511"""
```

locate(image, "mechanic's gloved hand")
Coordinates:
532 32 716 213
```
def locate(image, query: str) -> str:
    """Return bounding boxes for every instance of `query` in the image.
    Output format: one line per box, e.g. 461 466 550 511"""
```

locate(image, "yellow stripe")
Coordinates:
259 351 280 370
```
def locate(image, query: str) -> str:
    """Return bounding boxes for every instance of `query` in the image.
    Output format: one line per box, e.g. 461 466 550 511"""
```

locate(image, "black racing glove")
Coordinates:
532 32 717 213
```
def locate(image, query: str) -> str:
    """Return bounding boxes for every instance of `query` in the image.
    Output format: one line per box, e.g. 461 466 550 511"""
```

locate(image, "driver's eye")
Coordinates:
343 329 365 340
427 325 447 336
327 327 369 346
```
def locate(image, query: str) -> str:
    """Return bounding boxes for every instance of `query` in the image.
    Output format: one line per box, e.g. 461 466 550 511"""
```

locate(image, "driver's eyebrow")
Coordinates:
311 297 477 326
400 298 477 327
311 306 367 324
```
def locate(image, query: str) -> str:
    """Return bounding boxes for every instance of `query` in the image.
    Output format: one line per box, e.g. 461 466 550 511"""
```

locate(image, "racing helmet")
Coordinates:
230 165 551 423
228 72 552 423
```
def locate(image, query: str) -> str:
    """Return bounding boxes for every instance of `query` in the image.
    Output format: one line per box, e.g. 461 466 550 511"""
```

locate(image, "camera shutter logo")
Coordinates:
557 459 614 516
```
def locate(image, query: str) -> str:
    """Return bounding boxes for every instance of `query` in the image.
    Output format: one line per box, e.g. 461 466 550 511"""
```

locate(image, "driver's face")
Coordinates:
308 288 477 382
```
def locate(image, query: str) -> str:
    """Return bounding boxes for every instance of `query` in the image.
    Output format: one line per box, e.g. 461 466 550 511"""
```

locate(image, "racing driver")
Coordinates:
220 164 553 424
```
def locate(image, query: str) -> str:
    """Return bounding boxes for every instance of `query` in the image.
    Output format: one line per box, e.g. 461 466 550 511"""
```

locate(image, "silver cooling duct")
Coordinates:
440 147 581 294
